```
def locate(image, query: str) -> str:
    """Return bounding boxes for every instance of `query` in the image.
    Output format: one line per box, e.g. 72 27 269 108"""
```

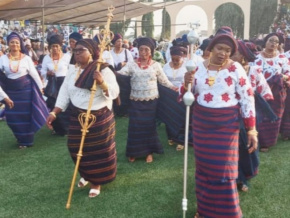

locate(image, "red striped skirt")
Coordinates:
192 104 242 218
67 106 117 185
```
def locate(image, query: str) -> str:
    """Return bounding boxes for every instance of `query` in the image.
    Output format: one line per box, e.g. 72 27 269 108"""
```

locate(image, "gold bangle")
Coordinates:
247 129 258 136
49 111 56 118
99 81 108 91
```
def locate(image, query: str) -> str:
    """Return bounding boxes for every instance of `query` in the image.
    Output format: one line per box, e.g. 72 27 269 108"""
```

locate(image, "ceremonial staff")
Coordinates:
182 26 199 218
66 6 115 210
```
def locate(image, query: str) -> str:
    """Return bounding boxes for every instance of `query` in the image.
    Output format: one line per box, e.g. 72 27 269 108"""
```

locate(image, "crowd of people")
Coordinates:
1 25 290 217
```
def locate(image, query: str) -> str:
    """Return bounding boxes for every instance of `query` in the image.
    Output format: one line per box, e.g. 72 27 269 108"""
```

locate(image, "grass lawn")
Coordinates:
0 117 290 218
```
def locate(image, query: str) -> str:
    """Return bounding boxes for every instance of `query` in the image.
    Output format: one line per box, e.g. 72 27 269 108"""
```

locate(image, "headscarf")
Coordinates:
7 32 27 54
236 40 256 63
207 26 237 56
285 38 290 52
111 33 122 45
199 38 211 52
69 32 83 42
263 33 284 47
75 39 107 90
245 41 259 55
170 46 187 57
48 34 63 47
136 37 156 57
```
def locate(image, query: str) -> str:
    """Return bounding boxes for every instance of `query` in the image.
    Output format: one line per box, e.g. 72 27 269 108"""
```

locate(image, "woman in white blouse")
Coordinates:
0 32 48 149
118 37 177 163
41 34 71 136
46 39 119 198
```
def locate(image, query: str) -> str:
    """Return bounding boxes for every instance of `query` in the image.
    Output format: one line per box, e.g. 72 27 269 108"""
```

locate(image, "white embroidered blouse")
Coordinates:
0 55 43 101
118 61 176 101
163 62 187 87
55 65 120 111
253 53 290 80
192 61 256 128
247 65 273 100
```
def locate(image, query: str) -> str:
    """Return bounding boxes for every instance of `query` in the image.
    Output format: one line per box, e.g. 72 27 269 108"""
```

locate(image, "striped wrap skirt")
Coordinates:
67 105 117 185
4 75 49 147
126 99 163 158
192 103 242 218
258 75 286 148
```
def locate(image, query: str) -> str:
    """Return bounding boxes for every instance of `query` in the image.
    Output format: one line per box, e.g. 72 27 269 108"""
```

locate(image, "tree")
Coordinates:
214 3 244 38
110 19 131 36
160 8 171 41
140 0 154 37
271 1 290 36
250 0 277 38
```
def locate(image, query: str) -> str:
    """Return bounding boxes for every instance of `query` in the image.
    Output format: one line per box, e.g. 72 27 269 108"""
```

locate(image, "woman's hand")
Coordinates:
47 70 55 76
4 97 14 109
184 70 196 87
93 71 104 85
46 114 56 130
247 134 258 153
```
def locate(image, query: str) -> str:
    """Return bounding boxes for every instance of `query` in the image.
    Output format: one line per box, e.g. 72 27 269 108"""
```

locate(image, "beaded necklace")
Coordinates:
206 59 227 87
137 57 151 70
262 49 277 58
8 53 21 73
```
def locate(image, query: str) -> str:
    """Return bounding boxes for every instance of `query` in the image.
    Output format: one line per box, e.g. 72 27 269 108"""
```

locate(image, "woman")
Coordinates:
118 37 177 163
46 39 119 198
163 45 188 151
0 32 48 149
232 40 274 192
253 33 290 152
182 27 257 218
41 34 71 136
110 33 133 71
68 32 83 65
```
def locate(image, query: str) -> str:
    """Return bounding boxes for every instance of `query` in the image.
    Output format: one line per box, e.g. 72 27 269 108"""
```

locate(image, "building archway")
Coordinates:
165 0 251 40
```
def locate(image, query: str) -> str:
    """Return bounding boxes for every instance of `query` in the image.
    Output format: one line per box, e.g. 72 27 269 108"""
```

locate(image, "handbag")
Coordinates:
44 75 58 98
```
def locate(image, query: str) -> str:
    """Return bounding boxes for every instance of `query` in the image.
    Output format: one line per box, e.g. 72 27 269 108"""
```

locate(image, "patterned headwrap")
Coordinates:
236 40 256 63
263 33 284 47
136 37 156 57
111 33 122 45
75 39 108 90
207 26 237 56
69 32 83 42
7 32 27 54
170 46 187 57
48 34 63 47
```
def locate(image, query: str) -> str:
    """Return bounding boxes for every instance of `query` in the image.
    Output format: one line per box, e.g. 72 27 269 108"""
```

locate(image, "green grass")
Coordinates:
0 117 290 218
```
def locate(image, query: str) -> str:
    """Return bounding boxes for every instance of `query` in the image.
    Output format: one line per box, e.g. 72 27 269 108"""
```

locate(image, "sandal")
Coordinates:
168 140 174 146
89 188 100 198
77 177 89 188
282 137 289 141
240 184 249 192
146 154 153 163
128 157 135 163
176 144 184 151
18 145 27 149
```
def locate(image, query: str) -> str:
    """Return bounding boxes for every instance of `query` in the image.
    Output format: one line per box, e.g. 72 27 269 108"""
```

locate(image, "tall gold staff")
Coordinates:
66 6 115 210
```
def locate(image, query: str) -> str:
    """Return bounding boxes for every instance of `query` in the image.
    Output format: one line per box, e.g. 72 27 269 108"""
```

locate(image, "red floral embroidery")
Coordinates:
279 54 286 58
267 60 274 66
256 85 263 94
263 93 273 100
224 76 233 86
256 60 262 66
250 75 255 81
204 93 213 103
228 64 237 72
221 93 230 102
264 72 271 79
257 68 262 74
247 88 254 96
194 93 199 99
239 77 246 87
235 92 241 100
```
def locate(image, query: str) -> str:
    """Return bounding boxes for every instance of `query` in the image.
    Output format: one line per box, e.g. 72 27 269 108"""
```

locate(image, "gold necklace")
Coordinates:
263 49 277 58
206 59 228 87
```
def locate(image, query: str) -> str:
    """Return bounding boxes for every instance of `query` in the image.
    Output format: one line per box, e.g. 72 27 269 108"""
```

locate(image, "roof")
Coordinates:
0 0 162 27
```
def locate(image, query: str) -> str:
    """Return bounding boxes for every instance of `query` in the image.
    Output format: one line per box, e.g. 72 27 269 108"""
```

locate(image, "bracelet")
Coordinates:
247 129 258 136
49 111 57 118
99 81 108 91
